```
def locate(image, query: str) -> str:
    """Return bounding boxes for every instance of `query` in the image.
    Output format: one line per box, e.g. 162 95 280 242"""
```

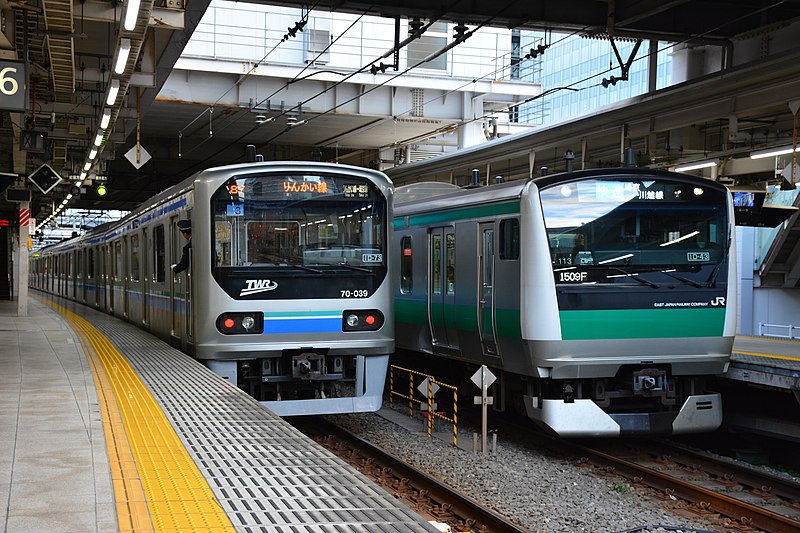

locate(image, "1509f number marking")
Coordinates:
341 289 369 297
559 271 588 282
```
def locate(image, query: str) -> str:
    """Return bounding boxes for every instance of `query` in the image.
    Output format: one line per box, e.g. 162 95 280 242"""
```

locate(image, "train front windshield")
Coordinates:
540 176 728 286
211 171 387 299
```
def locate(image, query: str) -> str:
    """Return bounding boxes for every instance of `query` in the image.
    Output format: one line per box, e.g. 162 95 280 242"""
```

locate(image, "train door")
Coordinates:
478 223 498 355
169 217 182 342
141 228 150 327
123 237 130 318
428 227 458 349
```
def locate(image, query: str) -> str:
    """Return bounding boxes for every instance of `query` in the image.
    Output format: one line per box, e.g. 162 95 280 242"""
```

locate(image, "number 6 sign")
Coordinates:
0 61 26 112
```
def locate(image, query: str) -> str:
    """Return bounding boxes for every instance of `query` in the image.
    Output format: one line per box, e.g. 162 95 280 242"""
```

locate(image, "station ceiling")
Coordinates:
2 0 800 225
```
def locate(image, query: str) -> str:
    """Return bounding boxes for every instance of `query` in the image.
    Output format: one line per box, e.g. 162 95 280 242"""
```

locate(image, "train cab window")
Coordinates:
153 225 166 282
499 219 520 260
540 176 728 286
400 236 412 293
130 234 140 281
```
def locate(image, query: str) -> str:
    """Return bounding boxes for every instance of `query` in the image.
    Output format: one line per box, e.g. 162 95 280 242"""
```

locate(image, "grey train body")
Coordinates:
31 161 394 416
393 168 737 437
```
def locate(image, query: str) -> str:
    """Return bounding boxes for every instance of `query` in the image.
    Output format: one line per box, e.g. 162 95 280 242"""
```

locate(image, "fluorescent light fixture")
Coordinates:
114 38 131 74
94 133 104 146
80 172 87 180
89 148 98 160
750 145 800 160
123 0 141 31
674 160 717 172
100 109 112 129
660 230 699 247
66 193 73 200
84 161 92 171
598 253 634 265
106 79 120 105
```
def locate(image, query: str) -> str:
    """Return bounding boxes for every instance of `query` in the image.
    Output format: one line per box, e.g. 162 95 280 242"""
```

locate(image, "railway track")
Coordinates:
292 416 526 533
568 438 800 533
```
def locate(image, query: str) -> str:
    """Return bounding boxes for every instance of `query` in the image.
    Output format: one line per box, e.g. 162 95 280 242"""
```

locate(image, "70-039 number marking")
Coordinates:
341 289 369 298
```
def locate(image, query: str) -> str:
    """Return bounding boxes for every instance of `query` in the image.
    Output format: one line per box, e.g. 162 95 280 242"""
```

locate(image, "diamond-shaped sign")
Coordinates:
28 163 62 194
125 144 152 170
471 365 497 390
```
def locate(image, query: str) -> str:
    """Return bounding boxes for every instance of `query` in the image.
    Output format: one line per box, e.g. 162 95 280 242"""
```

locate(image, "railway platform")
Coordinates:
718 336 800 441
0 296 439 532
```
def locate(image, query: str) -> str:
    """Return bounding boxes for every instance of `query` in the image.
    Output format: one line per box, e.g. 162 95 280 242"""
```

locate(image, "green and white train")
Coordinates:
393 165 735 437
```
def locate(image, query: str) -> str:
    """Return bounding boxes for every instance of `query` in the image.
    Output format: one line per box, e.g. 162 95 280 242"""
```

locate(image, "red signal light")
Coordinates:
223 317 235 329
365 315 376 326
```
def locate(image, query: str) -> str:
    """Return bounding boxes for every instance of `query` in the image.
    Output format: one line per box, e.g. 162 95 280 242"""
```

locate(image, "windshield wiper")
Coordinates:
660 270 704 288
607 266 660 288
335 263 371 273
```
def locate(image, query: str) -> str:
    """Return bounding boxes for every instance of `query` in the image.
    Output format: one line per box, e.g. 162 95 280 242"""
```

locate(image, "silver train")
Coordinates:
393 164 736 437
30 161 394 416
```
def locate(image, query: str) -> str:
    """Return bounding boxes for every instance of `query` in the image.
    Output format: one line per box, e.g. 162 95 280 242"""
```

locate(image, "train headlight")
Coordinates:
342 310 383 331
217 312 264 334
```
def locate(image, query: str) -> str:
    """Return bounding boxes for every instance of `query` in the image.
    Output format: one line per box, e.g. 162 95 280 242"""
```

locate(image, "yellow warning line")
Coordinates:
734 350 800 362
736 335 800 345
43 299 234 532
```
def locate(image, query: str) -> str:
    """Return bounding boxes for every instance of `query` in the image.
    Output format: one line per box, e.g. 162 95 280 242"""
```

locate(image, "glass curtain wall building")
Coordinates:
514 31 673 126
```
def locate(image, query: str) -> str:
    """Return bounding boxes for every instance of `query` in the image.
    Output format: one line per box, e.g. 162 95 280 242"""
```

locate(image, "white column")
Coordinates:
17 202 29 316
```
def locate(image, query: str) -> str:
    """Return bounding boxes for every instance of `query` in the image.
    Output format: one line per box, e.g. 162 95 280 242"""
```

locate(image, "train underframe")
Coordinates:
204 352 390 416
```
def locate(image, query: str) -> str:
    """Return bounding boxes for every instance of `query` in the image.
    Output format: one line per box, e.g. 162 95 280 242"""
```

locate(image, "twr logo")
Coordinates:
710 296 726 306
240 279 278 296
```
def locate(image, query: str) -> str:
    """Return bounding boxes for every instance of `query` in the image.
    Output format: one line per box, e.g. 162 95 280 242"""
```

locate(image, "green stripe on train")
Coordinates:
559 308 726 339
395 299 521 338
394 201 520 228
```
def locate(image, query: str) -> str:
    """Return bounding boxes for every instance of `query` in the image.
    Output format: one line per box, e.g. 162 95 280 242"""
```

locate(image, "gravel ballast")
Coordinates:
326 409 742 533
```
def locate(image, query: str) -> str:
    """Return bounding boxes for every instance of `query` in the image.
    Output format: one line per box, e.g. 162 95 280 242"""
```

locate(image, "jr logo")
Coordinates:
240 279 278 296
710 296 726 306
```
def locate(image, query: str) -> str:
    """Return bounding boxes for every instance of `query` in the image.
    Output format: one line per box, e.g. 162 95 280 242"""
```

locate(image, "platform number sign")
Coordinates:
0 61 26 112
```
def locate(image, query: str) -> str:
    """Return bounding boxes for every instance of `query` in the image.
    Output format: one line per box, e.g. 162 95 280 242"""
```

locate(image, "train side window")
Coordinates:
154 225 165 282
400 236 412 293
499 219 520 260
131 234 140 281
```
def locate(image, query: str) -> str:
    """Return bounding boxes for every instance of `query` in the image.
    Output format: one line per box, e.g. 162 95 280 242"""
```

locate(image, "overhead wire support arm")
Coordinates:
602 37 643 88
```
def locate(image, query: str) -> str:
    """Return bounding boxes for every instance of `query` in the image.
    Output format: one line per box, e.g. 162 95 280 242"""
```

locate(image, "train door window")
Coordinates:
114 241 123 281
499 218 520 260
431 234 442 294
154 225 165 282
87 249 94 280
130 234 140 281
400 236 413 293
445 233 455 294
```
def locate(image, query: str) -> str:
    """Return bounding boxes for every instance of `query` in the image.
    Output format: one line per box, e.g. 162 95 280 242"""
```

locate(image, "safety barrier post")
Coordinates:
427 378 433 437
389 365 394 409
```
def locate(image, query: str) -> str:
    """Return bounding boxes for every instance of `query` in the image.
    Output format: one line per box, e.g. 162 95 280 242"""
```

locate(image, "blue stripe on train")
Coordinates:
263 317 341 334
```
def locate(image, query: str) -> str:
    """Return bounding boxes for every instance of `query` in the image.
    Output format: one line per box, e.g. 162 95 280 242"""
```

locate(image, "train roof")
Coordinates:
394 165 730 216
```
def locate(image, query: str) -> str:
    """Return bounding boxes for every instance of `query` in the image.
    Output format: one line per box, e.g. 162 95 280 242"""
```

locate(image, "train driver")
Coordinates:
172 219 192 274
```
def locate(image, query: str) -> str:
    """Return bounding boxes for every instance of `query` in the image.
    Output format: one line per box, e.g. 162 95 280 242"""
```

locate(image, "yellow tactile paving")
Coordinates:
733 350 800 362
42 299 234 533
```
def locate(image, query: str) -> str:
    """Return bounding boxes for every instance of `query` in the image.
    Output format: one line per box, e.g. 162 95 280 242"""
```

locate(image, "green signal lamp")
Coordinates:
97 184 107 196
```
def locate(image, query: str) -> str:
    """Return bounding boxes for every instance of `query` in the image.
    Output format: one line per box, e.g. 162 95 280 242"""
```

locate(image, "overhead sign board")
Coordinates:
28 163 62 195
0 60 27 112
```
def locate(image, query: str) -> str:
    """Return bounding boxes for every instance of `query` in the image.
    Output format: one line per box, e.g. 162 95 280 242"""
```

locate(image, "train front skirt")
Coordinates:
523 393 723 437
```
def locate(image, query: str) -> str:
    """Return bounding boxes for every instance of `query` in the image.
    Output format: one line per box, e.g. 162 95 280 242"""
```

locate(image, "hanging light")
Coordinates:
100 108 112 129
94 132 104 146
114 39 131 75
106 79 120 106
123 0 142 31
